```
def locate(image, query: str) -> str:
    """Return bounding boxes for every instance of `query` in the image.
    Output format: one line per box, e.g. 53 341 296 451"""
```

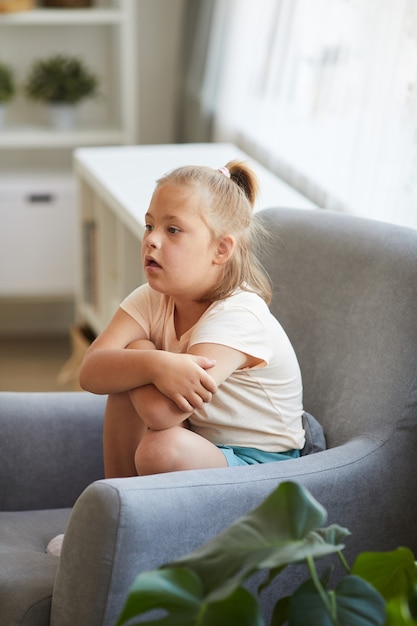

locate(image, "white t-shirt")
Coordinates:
121 284 305 452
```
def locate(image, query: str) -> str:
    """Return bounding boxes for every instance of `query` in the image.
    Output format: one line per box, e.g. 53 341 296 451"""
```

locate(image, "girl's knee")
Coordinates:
134 426 227 474
134 428 183 475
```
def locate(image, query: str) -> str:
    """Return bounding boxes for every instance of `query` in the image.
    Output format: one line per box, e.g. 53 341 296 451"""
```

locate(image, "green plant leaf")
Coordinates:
287 579 335 625
24 54 98 104
352 548 417 600
407 582 417 619
385 594 417 626
335 576 386 626
0 62 15 103
270 595 290 626
201 586 265 626
165 482 348 600
316 524 352 547
116 567 204 626
288 575 385 626
116 568 265 626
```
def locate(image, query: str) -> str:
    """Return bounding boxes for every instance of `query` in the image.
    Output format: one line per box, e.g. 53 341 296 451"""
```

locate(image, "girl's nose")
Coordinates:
145 231 160 249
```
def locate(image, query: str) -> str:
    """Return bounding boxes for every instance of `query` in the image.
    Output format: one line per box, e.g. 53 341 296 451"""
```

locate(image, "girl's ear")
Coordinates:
213 235 236 265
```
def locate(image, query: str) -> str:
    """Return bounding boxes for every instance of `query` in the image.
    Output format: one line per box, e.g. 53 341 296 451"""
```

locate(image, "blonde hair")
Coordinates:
156 159 272 304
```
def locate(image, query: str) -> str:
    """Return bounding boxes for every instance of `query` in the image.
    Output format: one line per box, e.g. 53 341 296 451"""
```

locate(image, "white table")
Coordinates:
74 143 316 333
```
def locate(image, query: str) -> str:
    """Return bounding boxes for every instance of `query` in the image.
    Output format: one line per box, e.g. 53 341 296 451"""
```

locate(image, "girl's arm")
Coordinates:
79 308 217 411
188 342 264 384
131 342 262 431
126 339 191 429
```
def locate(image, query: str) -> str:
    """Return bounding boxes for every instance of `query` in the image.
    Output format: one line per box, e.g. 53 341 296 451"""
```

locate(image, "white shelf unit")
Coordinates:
77 175 144 333
0 1 138 151
75 143 317 335
0 1 138 304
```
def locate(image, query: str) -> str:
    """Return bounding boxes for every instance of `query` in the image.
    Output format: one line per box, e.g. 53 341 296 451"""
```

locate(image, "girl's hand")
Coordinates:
127 339 216 412
150 352 217 413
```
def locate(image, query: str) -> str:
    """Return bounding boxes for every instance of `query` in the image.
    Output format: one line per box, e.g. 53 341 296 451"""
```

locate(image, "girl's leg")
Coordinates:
134 426 228 475
103 392 147 478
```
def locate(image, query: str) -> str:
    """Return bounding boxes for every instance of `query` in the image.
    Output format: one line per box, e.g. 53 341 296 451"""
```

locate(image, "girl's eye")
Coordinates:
144 224 153 232
168 226 181 234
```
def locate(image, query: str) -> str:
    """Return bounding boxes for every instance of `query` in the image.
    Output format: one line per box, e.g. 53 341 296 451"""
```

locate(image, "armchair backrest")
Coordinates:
258 208 417 448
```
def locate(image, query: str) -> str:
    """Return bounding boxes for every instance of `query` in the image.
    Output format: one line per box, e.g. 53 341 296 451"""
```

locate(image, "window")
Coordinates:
190 0 417 228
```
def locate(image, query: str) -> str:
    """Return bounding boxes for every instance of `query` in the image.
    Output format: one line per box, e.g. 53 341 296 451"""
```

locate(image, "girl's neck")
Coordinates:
174 299 212 339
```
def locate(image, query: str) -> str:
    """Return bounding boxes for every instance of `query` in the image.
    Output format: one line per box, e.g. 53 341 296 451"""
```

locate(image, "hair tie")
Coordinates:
217 166 231 179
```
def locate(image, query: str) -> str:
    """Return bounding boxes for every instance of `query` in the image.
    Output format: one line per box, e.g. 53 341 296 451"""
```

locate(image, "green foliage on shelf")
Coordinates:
24 54 99 104
0 62 16 103
116 482 417 626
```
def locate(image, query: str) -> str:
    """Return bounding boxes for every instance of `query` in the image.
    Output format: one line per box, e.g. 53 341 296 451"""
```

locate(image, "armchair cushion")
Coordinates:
0 509 69 626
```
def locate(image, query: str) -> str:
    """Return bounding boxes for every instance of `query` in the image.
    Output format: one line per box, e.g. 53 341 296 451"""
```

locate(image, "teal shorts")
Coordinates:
216 445 300 467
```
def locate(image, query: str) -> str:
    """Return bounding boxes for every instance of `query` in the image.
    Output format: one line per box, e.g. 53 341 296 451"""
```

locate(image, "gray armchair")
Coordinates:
1 207 416 626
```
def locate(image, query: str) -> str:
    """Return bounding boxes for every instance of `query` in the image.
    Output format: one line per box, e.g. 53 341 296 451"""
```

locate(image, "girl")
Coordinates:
79 160 305 477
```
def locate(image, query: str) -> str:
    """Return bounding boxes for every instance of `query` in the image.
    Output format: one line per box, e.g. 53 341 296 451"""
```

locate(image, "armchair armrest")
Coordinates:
0 392 105 511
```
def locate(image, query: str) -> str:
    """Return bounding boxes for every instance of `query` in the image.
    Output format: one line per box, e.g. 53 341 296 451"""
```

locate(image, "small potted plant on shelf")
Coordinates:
0 61 16 127
24 53 99 129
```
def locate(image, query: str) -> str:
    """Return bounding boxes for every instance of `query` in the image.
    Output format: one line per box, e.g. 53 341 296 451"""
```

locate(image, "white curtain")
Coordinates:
194 0 417 228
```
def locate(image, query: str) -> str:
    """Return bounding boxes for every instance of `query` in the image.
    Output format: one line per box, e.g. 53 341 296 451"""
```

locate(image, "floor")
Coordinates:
0 334 77 392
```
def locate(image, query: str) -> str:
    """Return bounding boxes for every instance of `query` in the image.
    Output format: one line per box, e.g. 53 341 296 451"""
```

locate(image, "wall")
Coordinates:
136 0 187 144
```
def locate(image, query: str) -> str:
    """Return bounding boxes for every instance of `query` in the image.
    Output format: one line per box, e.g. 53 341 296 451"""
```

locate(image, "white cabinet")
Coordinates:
0 173 76 296
0 1 138 299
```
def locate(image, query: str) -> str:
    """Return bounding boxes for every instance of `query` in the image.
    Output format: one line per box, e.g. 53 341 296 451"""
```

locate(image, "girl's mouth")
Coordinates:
145 256 162 270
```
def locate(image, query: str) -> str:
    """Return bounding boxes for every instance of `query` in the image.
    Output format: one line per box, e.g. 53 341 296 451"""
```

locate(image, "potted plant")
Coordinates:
116 482 417 626
0 61 16 127
24 53 99 129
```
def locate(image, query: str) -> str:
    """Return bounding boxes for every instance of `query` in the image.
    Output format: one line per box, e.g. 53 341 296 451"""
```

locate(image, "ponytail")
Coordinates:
226 160 259 208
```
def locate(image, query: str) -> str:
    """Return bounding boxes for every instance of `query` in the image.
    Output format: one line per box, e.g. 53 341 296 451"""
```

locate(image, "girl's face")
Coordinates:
142 183 223 302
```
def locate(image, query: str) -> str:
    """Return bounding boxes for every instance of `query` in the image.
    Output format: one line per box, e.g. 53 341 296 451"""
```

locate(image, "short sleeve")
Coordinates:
189 292 275 364
120 283 156 337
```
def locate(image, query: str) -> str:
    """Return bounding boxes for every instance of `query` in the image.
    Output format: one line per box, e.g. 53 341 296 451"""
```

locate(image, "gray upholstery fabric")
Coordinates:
0 208 416 626
0 392 105 626
300 411 326 455
0 509 70 626
0 391 106 511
